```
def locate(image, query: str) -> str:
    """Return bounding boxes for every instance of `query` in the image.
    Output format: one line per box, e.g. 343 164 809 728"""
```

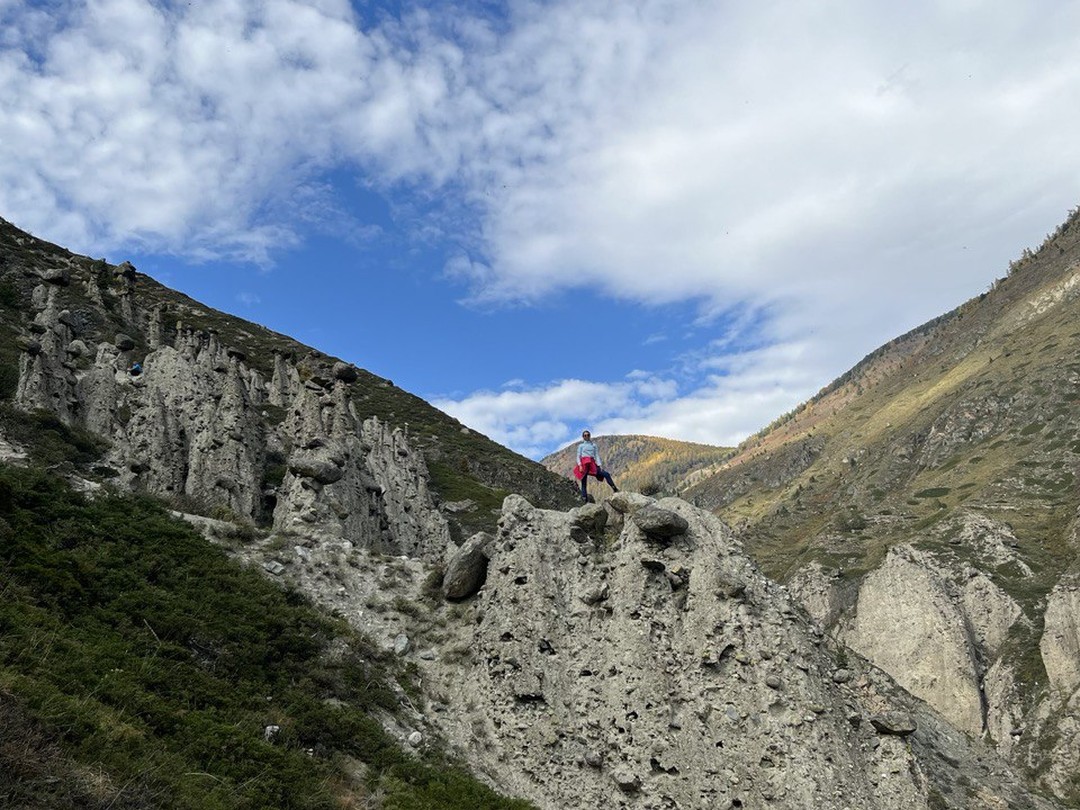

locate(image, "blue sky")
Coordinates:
3 0 1080 458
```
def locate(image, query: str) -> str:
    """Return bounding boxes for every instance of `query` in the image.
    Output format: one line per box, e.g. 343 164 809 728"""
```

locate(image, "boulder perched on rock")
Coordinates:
333 361 359 383
443 532 493 600
631 503 689 539
39 267 70 285
114 333 136 351
288 450 344 485
606 491 654 513
871 711 917 736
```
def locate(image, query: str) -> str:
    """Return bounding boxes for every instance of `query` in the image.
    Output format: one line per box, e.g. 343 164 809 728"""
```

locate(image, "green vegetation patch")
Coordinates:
914 487 952 499
0 465 532 810
0 405 107 468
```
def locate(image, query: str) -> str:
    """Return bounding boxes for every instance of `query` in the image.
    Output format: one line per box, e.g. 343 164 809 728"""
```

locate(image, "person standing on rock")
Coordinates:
575 429 618 502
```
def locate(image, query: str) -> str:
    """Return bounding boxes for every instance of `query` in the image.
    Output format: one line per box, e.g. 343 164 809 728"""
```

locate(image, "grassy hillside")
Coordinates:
674 209 1080 748
687 208 1080 576
542 434 732 497
0 420 532 809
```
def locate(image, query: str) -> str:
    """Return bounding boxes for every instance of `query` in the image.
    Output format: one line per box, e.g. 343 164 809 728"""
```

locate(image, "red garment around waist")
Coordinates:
574 456 599 479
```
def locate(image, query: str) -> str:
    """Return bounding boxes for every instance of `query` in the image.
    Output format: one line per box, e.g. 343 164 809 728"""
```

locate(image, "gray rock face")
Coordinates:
419 495 1049 810
839 546 986 738
14 274 450 563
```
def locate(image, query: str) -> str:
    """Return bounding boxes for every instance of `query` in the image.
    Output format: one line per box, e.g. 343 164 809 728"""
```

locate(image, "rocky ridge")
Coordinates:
14 268 449 559
236 489 1057 809
0 216 577 560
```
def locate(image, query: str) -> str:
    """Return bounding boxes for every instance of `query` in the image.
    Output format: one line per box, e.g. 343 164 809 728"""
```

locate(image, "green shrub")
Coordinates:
0 465 534 809
914 487 951 499
0 362 17 400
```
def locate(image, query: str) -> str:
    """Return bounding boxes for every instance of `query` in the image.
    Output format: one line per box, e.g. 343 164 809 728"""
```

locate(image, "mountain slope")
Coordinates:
2 213 1072 809
682 206 1080 801
0 216 577 547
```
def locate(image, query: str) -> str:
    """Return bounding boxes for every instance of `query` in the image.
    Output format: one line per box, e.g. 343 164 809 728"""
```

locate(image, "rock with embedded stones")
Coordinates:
570 502 608 533
612 768 641 793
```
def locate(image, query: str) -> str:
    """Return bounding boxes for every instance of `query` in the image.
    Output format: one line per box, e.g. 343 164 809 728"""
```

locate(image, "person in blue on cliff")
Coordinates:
574 429 618 502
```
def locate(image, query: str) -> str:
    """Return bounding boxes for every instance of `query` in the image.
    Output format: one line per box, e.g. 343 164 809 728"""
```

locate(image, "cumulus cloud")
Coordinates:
432 371 681 459
435 341 822 457
4 1 1080 454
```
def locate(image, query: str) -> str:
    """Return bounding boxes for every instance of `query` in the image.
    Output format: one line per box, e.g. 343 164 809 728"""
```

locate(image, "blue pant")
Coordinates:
581 468 617 499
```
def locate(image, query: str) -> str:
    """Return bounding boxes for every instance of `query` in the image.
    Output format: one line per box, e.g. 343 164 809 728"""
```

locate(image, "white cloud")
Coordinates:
433 344 821 458
433 371 681 459
4 1 1080 455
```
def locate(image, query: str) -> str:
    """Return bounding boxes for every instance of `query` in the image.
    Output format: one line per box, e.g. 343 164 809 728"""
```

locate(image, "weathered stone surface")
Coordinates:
569 502 607 533
332 361 359 383
871 711 917 736
443 532 492 600
631 503 689 538
840 545 985 738
412 495 1048 810
114 333 136 351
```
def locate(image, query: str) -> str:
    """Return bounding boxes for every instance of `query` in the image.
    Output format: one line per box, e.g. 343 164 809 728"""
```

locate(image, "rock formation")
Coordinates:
12 260 450 562
255 489 1059 809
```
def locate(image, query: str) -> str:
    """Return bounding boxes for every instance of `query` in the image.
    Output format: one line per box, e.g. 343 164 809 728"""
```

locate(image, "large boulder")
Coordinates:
288 448 345 485
333 361 359 383
443 532 493 600
606 491 655 514
631 503 689 539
